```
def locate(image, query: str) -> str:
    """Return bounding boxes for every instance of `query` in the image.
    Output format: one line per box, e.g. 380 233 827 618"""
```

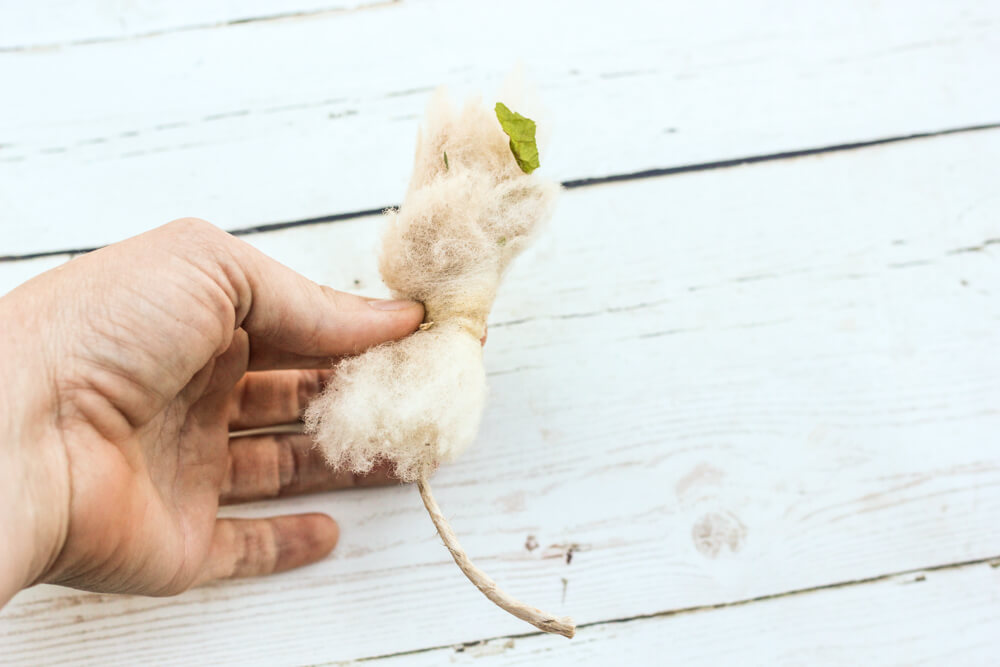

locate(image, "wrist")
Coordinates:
0 290 70 607
0 430 38 606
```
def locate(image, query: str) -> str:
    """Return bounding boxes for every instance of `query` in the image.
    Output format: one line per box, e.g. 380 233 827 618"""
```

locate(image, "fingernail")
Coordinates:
369 299 419 311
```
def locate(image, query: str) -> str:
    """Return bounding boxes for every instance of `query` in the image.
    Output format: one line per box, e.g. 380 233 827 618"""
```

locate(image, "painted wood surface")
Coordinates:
1 128 998 664
1 0 999 256
2 1 999 663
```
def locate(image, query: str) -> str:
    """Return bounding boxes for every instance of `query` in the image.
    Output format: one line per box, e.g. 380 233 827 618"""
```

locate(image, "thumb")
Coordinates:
221 228 424 370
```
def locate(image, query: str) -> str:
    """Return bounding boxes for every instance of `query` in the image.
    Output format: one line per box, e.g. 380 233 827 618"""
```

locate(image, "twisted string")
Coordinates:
416 478 576 638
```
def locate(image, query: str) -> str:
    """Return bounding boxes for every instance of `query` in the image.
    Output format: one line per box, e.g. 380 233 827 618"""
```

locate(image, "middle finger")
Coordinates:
220 432 397 504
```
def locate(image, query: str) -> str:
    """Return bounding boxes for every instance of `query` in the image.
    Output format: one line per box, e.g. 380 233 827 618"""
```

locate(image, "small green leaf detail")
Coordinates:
495 102 540 174
498 236 507 246
443 151 449 170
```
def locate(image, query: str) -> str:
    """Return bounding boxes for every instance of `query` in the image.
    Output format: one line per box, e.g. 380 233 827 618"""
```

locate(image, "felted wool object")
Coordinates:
305 91 558 483
304 89 575 638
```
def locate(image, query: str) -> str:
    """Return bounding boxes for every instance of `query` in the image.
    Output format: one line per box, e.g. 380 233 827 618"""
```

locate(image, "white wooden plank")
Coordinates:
367 562 1000 666
0 130 998 664
2 0 999 255
0 0 395 51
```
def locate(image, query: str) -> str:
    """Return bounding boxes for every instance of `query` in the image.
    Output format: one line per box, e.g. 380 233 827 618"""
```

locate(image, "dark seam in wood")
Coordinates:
948 238 1000 255
2 122 998 264
559 122 1000 188
346 554 1000 663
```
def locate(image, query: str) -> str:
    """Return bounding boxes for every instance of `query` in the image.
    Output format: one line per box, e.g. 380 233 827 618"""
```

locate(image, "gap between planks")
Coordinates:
347 555 1000 664
2 120 998 264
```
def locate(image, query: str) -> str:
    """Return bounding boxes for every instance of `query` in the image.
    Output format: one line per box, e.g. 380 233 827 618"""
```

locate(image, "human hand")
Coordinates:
0 218 425 606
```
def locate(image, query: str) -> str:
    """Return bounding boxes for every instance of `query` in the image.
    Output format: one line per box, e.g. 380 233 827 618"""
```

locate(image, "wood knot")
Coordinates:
692 511 747 558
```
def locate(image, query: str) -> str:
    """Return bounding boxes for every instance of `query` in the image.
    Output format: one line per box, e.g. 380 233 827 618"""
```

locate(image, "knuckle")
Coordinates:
276 434 297 492
220 449 236 498
232 522 278 577
165 216 215 235
247 438 284 499
296 370 325 415
162 217 234 263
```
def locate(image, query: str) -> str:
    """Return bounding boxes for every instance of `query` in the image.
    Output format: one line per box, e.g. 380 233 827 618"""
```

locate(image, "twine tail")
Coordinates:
416 478 576 638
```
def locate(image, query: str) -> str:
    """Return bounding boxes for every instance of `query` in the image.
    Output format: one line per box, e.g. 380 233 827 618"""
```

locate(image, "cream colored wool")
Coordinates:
305 90 574 638
305 91 559 482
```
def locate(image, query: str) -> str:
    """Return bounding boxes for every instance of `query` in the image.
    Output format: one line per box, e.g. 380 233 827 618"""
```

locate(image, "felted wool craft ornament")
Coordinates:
304 90 574 638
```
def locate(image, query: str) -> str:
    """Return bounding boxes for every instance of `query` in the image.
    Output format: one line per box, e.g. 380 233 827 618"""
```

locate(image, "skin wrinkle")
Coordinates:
55 381 137 447
176 357 217 411
239 256 294 345
97 272 202 385
168 218 253 344
237 522 276 578
39 398 73 588
224 257 256 337
228 373 253 428
278 435 297 492
74 356 163 429
295 372 322 420
74 293 153 367
227 369 319 430
310 286 348 353
122 500 164 593
219 433 379 505
163 424 210 576
167 414 189 523
253 440 279 499
227 437 304 504
51 463 155 592
174 402 217 482
75 281 221 428
167 272 236 358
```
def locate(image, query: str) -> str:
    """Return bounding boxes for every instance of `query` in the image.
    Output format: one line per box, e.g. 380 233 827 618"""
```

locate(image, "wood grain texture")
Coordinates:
366 561 1000 666
1 0 999 255
0 0 397 51
1 128 997 664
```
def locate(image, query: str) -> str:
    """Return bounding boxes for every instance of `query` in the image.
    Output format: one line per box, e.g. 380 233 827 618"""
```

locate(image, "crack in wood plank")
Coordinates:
342 555 1000 664
948 238 1000 255
3 121 998 264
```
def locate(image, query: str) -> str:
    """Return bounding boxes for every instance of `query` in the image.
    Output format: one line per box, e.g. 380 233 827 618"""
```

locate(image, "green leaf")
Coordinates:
495 102 540 174
443 151 449 170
